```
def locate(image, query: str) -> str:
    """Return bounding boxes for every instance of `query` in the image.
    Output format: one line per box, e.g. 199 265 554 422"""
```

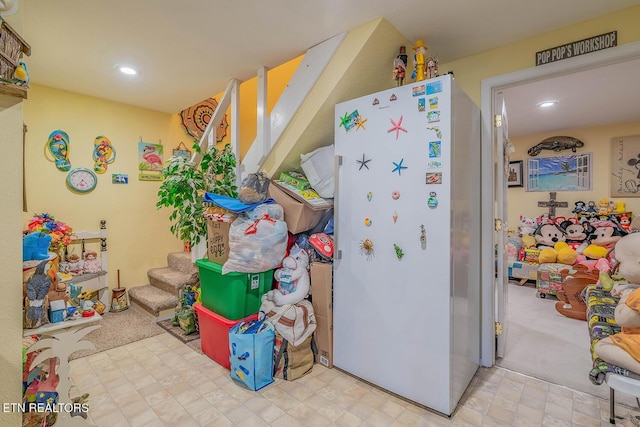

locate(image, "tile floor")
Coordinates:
70 333 640 426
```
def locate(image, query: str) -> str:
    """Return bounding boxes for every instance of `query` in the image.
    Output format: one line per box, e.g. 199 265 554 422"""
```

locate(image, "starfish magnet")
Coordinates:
392 158 407 175
338 112 350 129
356 153 371 170
387 115 407 139
355 115 367 130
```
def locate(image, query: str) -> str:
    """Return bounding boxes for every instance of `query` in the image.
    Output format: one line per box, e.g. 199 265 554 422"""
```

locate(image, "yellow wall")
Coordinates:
508 121 640 230
23 84 181 290
172 56 305 161
439 5 640 106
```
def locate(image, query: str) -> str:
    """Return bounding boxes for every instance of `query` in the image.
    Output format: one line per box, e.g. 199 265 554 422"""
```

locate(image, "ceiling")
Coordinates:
9 0 640 136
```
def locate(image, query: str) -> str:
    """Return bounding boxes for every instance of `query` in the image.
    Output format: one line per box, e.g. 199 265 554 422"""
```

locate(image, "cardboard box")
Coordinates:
279 171 310 191
310 262 332 317
207 219 231 264
315 314 333 368
310 262 333 368
268 182 327 234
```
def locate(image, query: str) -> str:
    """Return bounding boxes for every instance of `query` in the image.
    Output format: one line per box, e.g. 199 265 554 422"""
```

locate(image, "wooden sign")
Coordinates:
535 31 617 66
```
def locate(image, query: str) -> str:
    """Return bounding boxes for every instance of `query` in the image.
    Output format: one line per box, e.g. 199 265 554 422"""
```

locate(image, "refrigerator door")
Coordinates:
334 76 454 414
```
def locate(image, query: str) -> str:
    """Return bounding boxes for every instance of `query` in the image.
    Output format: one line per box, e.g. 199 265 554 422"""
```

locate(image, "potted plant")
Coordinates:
156 142 238 249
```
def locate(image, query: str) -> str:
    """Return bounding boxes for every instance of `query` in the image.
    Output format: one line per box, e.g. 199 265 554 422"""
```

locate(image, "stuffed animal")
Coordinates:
266 245 310 306
63 253 84 275
82 250 102 274
620 215 631 232
582 220 628 260
534 222 566 249
538 242 577 265
572 201 586 215
519 216 537 236
560 219 592 253
594 288 640 375
598 198 611 216
585 200 598 215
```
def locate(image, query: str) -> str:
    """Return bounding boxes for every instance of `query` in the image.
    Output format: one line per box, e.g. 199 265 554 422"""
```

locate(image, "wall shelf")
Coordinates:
0 81 26 109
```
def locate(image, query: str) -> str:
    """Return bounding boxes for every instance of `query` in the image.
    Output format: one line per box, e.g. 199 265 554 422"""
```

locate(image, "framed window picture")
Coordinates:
526 153 592 192
508 161 523 187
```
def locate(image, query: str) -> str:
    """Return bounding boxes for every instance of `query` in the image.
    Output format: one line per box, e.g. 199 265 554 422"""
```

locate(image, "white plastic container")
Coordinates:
300 144 334 198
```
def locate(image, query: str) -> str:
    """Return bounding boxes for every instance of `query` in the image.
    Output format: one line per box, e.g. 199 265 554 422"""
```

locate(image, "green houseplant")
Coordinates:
156 142 238 247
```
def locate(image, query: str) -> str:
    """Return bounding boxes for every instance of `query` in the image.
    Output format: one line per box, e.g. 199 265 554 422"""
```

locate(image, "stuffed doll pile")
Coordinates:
594 229 640 375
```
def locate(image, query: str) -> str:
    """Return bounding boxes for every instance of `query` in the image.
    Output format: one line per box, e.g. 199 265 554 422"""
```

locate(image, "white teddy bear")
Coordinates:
266 245 310 306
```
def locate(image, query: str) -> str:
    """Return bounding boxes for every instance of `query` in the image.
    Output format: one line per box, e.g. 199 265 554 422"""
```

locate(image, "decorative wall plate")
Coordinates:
180 97 229 141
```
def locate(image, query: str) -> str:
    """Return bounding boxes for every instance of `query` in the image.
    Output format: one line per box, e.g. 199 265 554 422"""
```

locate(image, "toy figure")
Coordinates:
82 250 102 274
598 198 610 216
572 201 586 214
620 215 631 232
393 46 407 87
426 56 438 79
585 200 598 215
411 40 428 82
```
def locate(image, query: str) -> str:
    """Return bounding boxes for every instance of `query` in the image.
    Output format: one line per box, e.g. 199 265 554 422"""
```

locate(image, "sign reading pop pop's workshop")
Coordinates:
535 31 617 66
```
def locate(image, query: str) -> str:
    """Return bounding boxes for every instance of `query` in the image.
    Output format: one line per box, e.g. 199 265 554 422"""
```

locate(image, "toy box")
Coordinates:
195 259 273 320
194 303 257 369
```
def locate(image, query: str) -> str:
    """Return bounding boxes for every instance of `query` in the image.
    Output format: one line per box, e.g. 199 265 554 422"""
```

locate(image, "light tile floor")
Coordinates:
69 333 640 426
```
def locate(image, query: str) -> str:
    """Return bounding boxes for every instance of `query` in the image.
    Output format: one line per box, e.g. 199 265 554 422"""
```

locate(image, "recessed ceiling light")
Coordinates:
118 66 138 76
537 100 558 108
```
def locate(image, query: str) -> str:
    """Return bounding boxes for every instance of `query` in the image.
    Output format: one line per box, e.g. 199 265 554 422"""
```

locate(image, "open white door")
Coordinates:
495 92 510 358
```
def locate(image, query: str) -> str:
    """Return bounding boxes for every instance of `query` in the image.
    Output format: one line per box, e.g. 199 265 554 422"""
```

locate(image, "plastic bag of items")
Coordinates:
222 205 288 275
300 145 334 199
238 172 271 204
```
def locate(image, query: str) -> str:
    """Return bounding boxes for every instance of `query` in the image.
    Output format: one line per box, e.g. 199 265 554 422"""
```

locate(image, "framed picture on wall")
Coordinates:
611 135 640 197
526 153 592 192
508 161 523 187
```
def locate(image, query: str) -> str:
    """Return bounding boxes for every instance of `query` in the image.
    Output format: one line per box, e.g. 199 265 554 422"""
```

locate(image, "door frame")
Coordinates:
479 39 640 367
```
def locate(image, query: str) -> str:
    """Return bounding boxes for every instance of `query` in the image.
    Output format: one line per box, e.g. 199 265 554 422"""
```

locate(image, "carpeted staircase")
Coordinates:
128 252 199 321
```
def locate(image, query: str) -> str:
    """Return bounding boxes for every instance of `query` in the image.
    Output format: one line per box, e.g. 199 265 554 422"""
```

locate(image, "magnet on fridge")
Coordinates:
373 98 379 105
367 192 373 201
420 225 427 250
393 211 398 223
357 153 371 170
392 158 407 175
359 238 374 260
427 192 438 208
390 93 397 101
355 115 367 130
393 244 404 260
388 116 407 140
364 217 372 226
392 191 400 200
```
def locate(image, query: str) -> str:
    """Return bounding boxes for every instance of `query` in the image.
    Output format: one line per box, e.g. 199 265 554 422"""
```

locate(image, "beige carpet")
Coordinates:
70 307 164 359
497 281 638 406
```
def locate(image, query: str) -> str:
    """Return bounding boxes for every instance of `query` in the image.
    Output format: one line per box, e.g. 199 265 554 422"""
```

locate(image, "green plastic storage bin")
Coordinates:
195 259 274 320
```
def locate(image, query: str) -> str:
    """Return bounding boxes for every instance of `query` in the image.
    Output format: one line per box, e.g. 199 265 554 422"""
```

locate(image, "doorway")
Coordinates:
480 40 640 378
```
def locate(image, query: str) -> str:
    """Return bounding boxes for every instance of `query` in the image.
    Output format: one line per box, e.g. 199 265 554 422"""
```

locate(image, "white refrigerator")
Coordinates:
333 74 481 415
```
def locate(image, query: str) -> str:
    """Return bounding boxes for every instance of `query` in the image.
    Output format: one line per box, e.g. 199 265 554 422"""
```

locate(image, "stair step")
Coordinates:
128 285 179 319
167 252 199 276
148 267 198 296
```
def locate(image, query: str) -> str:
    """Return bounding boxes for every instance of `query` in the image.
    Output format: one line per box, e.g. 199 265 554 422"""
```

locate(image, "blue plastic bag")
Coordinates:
229 316 275 391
